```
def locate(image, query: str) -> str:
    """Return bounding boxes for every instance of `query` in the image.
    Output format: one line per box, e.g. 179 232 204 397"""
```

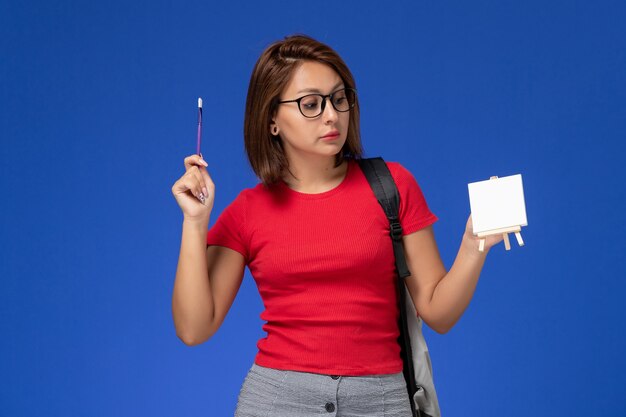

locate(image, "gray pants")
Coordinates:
235 363 412 417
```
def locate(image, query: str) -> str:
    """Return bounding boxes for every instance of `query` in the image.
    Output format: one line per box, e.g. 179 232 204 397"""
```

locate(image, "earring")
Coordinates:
271 125 279 135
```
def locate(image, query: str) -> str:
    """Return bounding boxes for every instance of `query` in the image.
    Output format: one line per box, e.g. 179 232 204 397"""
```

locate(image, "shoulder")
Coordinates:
229 182 281 209
232 182 271 200
355 158 413 176
384 160 409 174
380 160 438 229
383 160 420 184
243 182 277 201
217 187 255 219
227 187 251 206
355 158 422 188
381 161 431 205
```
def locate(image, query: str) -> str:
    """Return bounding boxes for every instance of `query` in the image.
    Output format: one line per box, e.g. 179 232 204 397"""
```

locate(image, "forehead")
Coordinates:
283 61 344 95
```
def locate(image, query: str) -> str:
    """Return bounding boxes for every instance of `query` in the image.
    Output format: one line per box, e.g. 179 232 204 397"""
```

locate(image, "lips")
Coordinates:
322 130 340 139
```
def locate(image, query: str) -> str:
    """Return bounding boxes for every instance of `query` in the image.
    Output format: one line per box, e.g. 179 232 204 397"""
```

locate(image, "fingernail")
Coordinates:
202 187 208 196
200 159 208 167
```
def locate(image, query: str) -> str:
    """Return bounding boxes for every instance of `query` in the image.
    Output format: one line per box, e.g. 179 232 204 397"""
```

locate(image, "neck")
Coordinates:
282 154 348 193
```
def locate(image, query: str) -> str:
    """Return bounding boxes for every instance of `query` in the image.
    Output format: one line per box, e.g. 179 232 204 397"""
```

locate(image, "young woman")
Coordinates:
171 34 502 416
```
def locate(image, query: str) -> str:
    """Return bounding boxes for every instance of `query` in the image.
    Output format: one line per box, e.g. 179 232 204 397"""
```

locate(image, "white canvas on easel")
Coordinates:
468 174 528 251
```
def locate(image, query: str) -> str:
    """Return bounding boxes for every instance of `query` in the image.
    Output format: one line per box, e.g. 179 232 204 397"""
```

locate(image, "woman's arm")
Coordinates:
172 218 245 345
170 153 246 345
402 215 502 334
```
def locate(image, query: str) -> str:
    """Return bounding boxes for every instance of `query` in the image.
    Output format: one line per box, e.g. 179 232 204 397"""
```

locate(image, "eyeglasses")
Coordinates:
278 88 357 118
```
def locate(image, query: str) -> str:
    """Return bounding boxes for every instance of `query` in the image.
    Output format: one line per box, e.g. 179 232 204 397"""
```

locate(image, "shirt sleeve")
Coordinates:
205 189 249 261
387 162 439 235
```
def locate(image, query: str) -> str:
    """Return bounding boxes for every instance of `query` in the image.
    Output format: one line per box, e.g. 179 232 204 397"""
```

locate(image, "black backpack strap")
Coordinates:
357 157 410 278
357 157 423 417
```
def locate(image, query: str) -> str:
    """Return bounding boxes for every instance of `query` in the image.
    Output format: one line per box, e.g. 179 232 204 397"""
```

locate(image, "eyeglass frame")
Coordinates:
277 87 357 118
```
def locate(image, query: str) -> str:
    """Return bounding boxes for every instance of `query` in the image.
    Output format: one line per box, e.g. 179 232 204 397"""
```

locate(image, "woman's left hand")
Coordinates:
462 214 504 253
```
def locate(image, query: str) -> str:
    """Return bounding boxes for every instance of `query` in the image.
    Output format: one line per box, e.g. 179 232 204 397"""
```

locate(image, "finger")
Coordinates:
182 166 208 202
188 166 208 199
174 168 205 200
198 166 215 199
184 153 208 167
187 161 214 198
184 154 208 171
172 177 196 199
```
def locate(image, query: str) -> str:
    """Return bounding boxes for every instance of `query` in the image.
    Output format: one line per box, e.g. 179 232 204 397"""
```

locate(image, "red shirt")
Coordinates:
206 159 438 376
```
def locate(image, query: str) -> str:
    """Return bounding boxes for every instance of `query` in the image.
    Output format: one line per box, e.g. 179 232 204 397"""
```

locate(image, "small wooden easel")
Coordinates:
477 176 525 252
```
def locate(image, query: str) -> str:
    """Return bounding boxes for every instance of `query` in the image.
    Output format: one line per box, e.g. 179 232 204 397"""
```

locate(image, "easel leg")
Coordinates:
503 233 511 250
515 232 524 246
479 239 485 252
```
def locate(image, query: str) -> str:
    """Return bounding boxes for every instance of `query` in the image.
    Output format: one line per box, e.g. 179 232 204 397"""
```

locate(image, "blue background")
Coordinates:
2 1 625 416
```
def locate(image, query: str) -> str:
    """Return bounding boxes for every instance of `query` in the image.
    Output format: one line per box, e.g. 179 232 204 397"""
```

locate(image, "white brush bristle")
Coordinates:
198 98 203 108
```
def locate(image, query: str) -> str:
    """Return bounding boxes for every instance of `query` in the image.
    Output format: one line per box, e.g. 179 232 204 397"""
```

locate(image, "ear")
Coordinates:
269 112 277 127
270 122 280 136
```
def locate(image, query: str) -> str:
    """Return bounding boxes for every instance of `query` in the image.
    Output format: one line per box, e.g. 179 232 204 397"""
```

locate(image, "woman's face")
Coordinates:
272 61 350 163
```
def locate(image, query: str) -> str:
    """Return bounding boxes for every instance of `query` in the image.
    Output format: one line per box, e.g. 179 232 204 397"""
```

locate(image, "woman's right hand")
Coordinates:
171 154 215 222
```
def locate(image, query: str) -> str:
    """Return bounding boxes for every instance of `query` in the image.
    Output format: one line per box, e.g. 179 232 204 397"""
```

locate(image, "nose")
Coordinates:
321 97 338 123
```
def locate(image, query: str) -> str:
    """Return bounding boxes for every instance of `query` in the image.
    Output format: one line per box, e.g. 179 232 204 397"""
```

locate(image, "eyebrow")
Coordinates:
296 81 345 94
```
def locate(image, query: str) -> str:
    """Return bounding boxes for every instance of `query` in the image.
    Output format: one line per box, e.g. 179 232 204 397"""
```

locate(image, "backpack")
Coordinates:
357 157 441 417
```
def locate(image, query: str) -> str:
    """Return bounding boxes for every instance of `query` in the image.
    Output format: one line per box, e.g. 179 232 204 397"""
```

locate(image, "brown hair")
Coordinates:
244 34 363 186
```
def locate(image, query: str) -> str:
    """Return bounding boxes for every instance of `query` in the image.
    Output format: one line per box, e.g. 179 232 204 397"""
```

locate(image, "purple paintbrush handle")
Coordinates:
196 107 202 156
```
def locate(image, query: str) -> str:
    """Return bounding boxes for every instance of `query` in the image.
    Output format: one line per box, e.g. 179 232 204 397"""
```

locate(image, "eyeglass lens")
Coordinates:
299 89 355 117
